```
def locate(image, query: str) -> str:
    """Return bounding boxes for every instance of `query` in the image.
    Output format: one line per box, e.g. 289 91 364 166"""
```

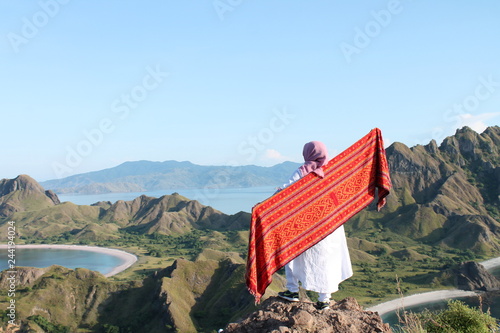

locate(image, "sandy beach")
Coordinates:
3 245 499 314
0 244 137 277
366 257 498 316
366 289 481 316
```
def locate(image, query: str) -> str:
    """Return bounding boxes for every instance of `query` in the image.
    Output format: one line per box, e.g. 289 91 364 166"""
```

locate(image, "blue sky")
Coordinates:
1 1 499 181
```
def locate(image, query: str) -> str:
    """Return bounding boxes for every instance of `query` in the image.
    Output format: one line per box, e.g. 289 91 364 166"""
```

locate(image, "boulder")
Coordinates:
456 261 500 291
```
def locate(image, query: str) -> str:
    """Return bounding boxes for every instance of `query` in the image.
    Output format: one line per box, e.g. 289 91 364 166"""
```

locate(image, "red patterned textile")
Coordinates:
246 128 392 302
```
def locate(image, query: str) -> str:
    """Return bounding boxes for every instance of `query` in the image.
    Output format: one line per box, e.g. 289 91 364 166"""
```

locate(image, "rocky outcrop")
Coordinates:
348 126 500 255
0 174 47 196
224 297 392 333
44 189 60 205
0 266 51 288
456 261 500 291
0 175 60 217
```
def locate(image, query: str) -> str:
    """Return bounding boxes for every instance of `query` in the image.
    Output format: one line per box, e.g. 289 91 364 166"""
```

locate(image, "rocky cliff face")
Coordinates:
0 266 51 288
455 261 500 291
348 126 500 255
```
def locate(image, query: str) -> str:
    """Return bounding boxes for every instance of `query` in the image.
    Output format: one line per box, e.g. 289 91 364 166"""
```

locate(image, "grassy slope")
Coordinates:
1 126 499 331
0 266 128 331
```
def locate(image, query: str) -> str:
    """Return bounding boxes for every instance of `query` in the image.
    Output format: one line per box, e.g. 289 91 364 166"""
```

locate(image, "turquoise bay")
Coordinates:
0 187 271 277
0 187 271 278
0 247 128 276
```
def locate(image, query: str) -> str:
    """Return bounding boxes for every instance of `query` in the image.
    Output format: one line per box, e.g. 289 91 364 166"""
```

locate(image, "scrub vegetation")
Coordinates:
0 126 499 331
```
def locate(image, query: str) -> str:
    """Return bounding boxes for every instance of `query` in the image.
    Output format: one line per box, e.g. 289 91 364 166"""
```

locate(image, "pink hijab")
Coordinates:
298 141 328 178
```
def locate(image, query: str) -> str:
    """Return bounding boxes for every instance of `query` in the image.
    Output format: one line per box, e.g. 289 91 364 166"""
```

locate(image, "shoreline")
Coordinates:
366 257 499 316
3 245 499 313
366 289 481 316
0 244 138 277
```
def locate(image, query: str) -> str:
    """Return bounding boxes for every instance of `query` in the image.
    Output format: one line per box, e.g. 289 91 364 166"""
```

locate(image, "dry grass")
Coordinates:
394 276 426 333
393 277 499 333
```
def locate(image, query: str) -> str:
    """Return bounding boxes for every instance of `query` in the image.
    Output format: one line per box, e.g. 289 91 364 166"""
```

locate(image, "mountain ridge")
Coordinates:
41 160 302 194
346 125 500 255
0 125 499 332
2 126 499 252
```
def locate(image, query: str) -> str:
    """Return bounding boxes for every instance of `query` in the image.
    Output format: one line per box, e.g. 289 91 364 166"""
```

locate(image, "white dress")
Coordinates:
282 169 353 295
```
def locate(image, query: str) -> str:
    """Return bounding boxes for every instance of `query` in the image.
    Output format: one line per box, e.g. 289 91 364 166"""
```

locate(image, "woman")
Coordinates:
277 141 353 310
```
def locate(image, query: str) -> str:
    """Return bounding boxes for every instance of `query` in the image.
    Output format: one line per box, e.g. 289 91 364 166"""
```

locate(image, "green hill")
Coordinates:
0 126 499 332
346 126 500 256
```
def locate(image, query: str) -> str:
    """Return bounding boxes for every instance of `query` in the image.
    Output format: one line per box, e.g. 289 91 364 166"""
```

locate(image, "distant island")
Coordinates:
40 160 301 195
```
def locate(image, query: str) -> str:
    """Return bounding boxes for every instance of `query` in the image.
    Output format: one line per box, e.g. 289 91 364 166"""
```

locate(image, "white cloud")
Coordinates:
259 149 290 165
459 112 500 133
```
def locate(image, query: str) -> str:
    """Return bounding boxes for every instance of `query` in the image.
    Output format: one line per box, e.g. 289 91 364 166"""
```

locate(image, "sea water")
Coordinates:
0 248 125 276
58 186 276 215
0 187 275 275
